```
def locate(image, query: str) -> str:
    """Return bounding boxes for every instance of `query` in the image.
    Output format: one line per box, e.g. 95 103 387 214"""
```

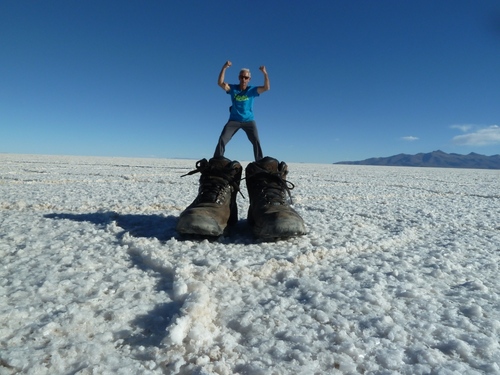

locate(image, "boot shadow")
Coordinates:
44 212 178 241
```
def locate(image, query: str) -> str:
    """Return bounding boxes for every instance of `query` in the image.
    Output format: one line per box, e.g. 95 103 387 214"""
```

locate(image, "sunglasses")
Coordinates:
239 75 250 80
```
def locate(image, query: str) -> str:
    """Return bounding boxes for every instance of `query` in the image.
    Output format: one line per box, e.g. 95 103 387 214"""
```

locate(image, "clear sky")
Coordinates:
1 1 499 163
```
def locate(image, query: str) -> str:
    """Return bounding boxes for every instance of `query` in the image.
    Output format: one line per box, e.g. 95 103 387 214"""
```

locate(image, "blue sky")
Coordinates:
1 1 499 163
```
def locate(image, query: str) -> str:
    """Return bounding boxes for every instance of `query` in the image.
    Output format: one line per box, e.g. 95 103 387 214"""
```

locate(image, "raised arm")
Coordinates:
257 65 270 94
218 61 231 92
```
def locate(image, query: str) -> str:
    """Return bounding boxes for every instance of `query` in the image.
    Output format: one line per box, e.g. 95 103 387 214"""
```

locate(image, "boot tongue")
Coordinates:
256 157 279 173
209 157 231 169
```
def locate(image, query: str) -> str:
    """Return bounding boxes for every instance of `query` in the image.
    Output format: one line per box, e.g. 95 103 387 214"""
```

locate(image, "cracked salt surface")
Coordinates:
1 154 499 374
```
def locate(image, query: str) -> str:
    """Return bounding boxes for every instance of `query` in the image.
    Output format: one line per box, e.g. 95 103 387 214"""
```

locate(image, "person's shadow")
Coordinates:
44 211 180 347
44 210 256 348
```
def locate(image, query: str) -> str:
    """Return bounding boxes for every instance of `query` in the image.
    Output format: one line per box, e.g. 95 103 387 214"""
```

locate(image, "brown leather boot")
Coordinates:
176 157 242 237
245 157 306 240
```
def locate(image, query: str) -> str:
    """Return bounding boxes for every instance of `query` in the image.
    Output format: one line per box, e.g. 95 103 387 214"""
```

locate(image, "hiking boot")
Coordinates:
245 157 306 240
176 157 242 237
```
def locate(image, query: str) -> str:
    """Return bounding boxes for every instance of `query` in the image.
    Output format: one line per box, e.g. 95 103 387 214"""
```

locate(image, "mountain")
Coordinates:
335 150 500 169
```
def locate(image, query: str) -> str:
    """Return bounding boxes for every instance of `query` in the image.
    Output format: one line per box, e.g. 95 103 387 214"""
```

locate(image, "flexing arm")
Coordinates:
257 65 270 94
218 61 231 92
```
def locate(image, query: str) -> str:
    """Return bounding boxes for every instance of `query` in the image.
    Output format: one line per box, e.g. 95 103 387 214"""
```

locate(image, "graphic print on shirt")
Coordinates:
234 93 249 102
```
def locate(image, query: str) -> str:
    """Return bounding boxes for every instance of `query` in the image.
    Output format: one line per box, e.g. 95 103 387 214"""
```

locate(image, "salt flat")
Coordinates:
1 154 499 374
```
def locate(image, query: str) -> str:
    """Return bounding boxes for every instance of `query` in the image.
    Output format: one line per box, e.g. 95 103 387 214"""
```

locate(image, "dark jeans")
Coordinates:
214 120 263 161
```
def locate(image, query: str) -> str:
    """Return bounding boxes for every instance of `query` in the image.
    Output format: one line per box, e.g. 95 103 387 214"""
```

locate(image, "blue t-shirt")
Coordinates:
227 84 260 122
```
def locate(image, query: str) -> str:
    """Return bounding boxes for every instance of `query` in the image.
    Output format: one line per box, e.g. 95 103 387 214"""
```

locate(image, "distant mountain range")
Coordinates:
335 150 500 169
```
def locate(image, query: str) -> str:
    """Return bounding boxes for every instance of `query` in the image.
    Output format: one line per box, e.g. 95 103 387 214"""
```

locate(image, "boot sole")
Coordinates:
176 214 227 237
252 219 307 240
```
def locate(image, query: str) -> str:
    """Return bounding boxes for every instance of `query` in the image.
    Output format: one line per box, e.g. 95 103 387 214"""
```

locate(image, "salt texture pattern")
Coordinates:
1 154 499 374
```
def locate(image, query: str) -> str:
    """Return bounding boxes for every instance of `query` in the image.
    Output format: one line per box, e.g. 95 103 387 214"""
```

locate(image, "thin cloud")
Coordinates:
452 125 500 146
401 136 419 141
450 124 473 133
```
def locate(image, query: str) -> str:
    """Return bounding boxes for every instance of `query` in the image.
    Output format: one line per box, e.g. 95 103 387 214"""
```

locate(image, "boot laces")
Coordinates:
248 166 295 205
182 159 243 203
